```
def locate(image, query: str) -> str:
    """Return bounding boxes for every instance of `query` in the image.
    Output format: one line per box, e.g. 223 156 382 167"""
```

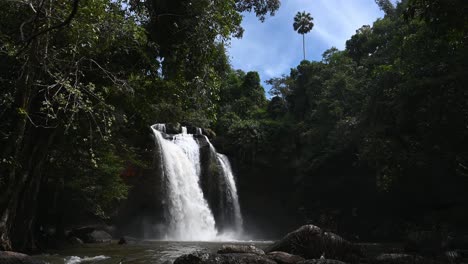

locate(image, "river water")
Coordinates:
33 240 273 264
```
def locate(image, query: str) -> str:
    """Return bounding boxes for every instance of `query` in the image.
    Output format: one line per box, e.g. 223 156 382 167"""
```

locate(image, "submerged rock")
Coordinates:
267 225 362 263
267 251 305 264
0 251 46 264
218 244 265 255
174 251 275 264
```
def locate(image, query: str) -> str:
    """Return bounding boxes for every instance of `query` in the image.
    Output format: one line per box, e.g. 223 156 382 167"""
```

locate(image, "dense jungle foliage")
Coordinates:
0 0 466 251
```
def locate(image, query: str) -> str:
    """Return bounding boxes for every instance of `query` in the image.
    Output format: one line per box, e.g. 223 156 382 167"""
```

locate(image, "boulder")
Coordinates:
297 260 348 264
450 234 468 249
405 231 446 255
166 123 182 134
68 236 84 245
67 226 94 240
185 125 199 135
218 244 265 255
441 250 461 263
202 128 217 139
267 251 305 264
85 230 112 243
68 226 113 243
118 236 139 245
0 251 46 264
267 225 362 263
174 251 276 264
370 253 441 264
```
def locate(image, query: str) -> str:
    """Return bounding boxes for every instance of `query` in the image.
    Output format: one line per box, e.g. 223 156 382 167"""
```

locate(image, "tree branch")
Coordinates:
17 0 80 55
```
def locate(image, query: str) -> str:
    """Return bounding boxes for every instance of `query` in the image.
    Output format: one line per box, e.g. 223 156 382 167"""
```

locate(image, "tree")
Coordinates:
0 0 153 250
235 0 281 22
293 11 314 60
375 0 395 15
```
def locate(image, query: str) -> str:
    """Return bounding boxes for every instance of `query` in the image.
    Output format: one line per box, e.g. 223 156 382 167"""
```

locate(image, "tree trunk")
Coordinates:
0 59 36 251
303 33 306 60
12 128 56 251
0 29 48 251
0 114 57 252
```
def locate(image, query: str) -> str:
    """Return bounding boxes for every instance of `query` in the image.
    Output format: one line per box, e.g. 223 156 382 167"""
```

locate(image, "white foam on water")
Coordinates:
64 255 109 264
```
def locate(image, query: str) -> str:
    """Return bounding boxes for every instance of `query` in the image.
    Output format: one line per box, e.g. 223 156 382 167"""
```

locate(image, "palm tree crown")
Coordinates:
293 11 314 34
293 11 314 60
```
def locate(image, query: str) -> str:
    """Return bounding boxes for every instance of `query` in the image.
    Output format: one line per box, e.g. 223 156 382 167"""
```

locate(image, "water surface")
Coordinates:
34 240 273 264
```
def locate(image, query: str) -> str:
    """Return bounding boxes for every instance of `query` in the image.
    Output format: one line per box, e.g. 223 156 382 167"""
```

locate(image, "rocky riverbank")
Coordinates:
2 224 468 264
174 225 467 264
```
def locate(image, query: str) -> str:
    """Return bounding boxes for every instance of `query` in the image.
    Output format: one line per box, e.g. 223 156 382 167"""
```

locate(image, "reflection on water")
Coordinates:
33 240 273 264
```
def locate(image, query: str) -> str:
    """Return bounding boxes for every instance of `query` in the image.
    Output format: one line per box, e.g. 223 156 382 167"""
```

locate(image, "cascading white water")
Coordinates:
173 129 201 177
202 135 244 234
217 153 244 233
151 125 217 241
151 123 244 240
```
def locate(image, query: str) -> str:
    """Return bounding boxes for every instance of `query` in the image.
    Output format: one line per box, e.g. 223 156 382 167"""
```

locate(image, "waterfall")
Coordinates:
151 123 243 240
151 125 217 241
217 153 243 233
173 132 201 177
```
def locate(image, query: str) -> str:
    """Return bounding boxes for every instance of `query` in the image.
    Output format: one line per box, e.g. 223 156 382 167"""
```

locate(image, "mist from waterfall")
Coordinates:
151 124 244 241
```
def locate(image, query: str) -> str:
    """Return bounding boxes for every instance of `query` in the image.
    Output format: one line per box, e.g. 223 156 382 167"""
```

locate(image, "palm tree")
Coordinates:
293 11 314 60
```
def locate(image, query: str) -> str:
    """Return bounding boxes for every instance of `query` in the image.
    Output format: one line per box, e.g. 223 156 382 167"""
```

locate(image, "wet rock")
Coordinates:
68 236 84 245
184 125 199 135
267 251 305 263
68 226 94 240
370 253 441 264
218 244 265 255
202 128 217 139
166 123 182 134
68 226 113 243
450 234 468 249
0 251 46 264
297 260 348 264
118 237 127 245
174 251 276 264
117 236 139 245
85 230 112 243
405 231 446 255
441 250 462 263
267 225 362 263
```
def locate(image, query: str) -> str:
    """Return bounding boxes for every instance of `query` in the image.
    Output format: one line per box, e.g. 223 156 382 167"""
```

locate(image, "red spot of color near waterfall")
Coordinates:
122 165 136 177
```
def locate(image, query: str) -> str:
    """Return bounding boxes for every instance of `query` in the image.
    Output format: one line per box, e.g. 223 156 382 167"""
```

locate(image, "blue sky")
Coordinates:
227 0 386 95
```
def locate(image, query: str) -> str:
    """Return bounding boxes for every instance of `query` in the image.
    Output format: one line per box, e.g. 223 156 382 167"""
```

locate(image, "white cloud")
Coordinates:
227 0 385 93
